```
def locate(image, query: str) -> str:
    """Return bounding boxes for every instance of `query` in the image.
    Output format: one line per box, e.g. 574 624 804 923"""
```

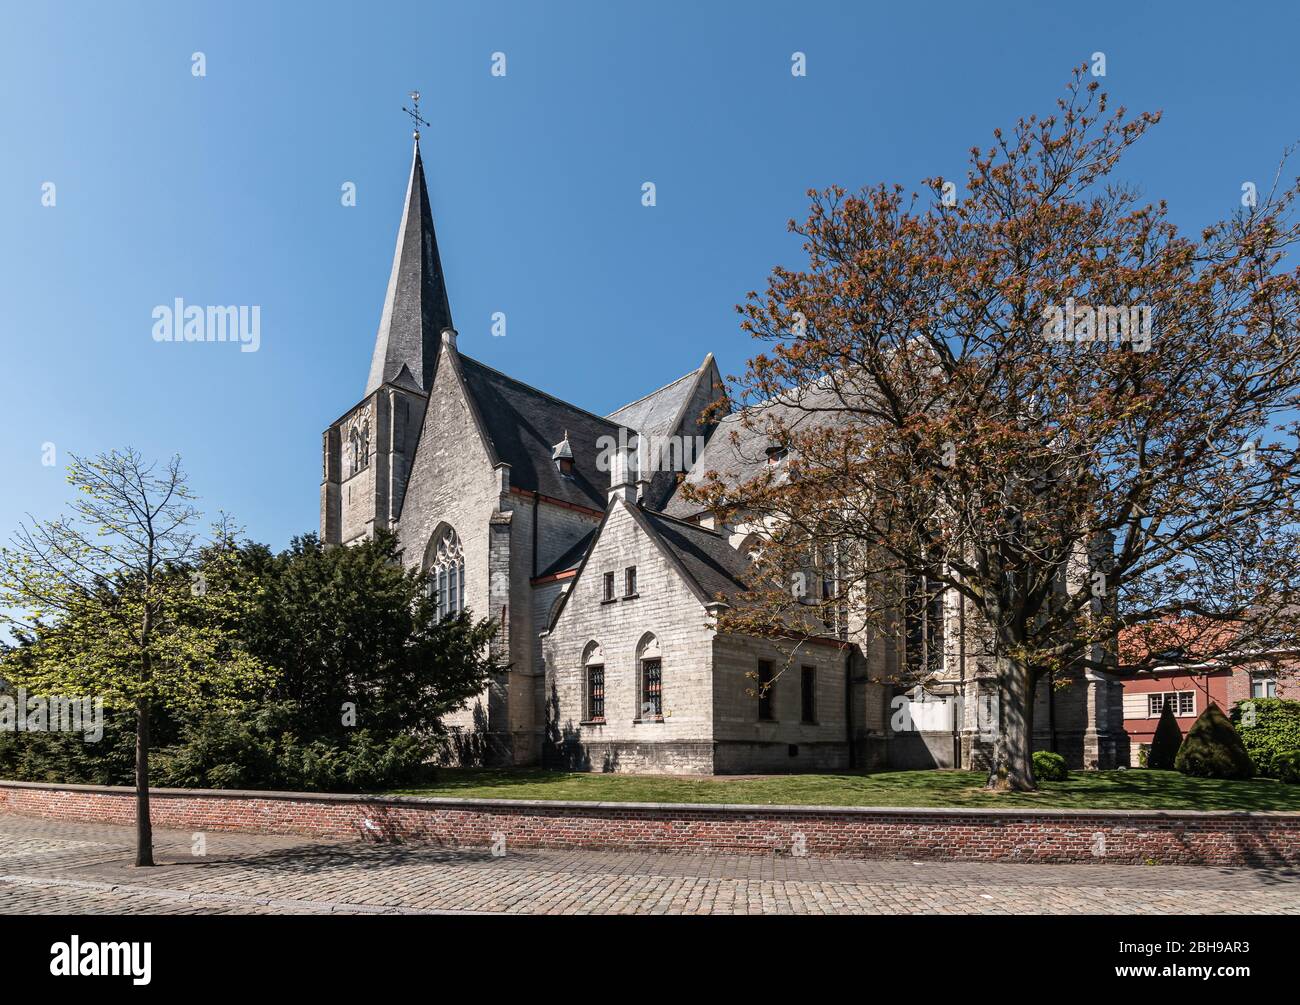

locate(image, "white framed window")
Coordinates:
1148 691 1195 718
1251 675 1277 699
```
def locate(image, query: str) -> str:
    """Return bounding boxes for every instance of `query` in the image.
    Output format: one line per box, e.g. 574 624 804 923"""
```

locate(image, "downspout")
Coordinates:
1048 668 1057 753
531 493 539 579
844 645 856 770
956 589 966 769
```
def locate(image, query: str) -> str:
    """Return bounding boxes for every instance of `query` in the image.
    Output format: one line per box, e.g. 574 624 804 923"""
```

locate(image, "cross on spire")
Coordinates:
401 90 431 141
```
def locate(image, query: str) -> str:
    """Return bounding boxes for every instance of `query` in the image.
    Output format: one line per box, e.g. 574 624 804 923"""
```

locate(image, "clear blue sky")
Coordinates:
1 0 1296 551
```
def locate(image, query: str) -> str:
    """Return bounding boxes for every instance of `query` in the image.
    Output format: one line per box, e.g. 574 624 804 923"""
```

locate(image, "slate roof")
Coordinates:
545 499 754 630
535 528 597 579
634 508 753 603
458 355 628 511
365 141 453 395
662 376 862 518
663 405 792 518
607 367 702 439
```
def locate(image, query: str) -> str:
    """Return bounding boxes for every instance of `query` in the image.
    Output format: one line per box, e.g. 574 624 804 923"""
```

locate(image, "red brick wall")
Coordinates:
3 780 1299 866
1121 670 1230 749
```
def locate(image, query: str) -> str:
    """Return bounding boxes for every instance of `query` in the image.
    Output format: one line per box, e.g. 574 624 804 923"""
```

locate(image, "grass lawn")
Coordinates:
387 768 1300 811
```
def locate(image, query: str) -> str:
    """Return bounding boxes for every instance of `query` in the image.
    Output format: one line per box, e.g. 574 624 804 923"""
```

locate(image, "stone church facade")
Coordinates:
320 140 1126 774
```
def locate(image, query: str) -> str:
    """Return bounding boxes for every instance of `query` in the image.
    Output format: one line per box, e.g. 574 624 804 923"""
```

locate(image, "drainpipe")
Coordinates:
531 493 539 578
844 645 856 770
956 589 966 769
1048 667 1057 753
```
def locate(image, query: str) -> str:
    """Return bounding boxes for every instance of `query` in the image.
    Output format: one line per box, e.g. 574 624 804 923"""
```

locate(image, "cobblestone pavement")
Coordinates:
3 811 1299 915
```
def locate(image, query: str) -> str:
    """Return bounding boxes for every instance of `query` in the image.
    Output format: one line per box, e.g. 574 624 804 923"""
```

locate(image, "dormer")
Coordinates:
552 430 575 477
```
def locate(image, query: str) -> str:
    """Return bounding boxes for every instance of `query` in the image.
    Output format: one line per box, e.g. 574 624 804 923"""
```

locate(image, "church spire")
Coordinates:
365 122 453 395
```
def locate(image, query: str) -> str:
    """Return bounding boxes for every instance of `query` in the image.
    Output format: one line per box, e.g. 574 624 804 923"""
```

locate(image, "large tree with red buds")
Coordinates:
686 68 1300 791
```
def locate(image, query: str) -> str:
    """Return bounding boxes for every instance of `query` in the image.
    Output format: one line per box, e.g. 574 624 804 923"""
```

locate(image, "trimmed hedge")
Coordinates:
1147 702 1183 770
1175 704 1254 780
1231 698 1300 782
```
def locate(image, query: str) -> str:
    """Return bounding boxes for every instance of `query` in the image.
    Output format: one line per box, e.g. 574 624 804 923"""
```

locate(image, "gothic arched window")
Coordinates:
583 641 605 722
425 525 466 619
636 633 662 721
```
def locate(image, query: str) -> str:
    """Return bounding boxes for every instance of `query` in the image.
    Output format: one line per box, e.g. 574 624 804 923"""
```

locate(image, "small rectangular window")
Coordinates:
801 666 816 723
1252 676 1277 699
757 661 775 721
587 665 605 721
641 659 662 719
625 566 637 597
602 571 615 602
1149 691 1196 717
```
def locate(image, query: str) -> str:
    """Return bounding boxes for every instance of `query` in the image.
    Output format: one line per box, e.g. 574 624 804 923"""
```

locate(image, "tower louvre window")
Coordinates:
346 420 371 478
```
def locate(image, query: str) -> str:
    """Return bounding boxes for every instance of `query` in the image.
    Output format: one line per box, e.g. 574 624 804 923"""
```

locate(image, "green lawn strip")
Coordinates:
384 768 1300 811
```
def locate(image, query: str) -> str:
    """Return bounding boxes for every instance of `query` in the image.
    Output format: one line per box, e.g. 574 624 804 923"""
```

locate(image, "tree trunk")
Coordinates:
987 659 1037 791
135 697 154 867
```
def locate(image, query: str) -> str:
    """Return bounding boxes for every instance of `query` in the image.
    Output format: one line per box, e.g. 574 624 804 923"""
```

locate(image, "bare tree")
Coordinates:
687 69 1300 790
0 449 268 864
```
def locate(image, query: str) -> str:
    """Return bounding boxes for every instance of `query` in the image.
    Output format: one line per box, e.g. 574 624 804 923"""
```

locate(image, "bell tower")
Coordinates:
321 97 454 545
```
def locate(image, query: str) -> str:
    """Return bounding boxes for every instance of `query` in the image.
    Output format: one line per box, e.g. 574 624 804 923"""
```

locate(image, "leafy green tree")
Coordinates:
1176 703 1255 779
155 531 502 790
233 531 498 739
1146 700 1184 770
1232 697 1300 779
0 450 271 866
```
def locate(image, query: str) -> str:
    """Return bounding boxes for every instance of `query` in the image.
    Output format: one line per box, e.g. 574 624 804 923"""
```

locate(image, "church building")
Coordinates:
320 136 1126 774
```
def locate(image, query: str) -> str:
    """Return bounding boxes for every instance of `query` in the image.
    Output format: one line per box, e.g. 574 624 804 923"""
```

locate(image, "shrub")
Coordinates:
1231 698 1300 780
1032 750 1069 781
1273 750 1300 784
1175 703 1255 779
1147 701 1184 770
153 700 437 792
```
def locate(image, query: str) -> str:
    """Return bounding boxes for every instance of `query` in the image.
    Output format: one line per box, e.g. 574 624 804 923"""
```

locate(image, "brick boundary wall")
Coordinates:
3 779 1299 865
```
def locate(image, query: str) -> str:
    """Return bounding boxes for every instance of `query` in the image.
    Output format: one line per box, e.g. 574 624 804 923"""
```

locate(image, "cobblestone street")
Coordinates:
3 812 1300 915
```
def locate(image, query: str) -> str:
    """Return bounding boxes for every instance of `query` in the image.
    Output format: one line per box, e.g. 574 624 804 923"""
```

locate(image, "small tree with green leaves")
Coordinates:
0 449 271 866
1146 701 1184 770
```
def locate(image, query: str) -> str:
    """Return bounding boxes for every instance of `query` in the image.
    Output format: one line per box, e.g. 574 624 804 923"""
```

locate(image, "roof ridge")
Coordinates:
458 353 625 431
606 363 706 418
642 507 727 539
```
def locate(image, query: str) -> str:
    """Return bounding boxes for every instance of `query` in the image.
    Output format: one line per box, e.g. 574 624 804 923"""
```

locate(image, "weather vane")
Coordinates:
401 90 431 141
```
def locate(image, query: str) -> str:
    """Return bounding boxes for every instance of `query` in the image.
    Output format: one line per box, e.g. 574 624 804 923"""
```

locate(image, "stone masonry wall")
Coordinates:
544 500 716 774
395 346 510 753
711 635 851 773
